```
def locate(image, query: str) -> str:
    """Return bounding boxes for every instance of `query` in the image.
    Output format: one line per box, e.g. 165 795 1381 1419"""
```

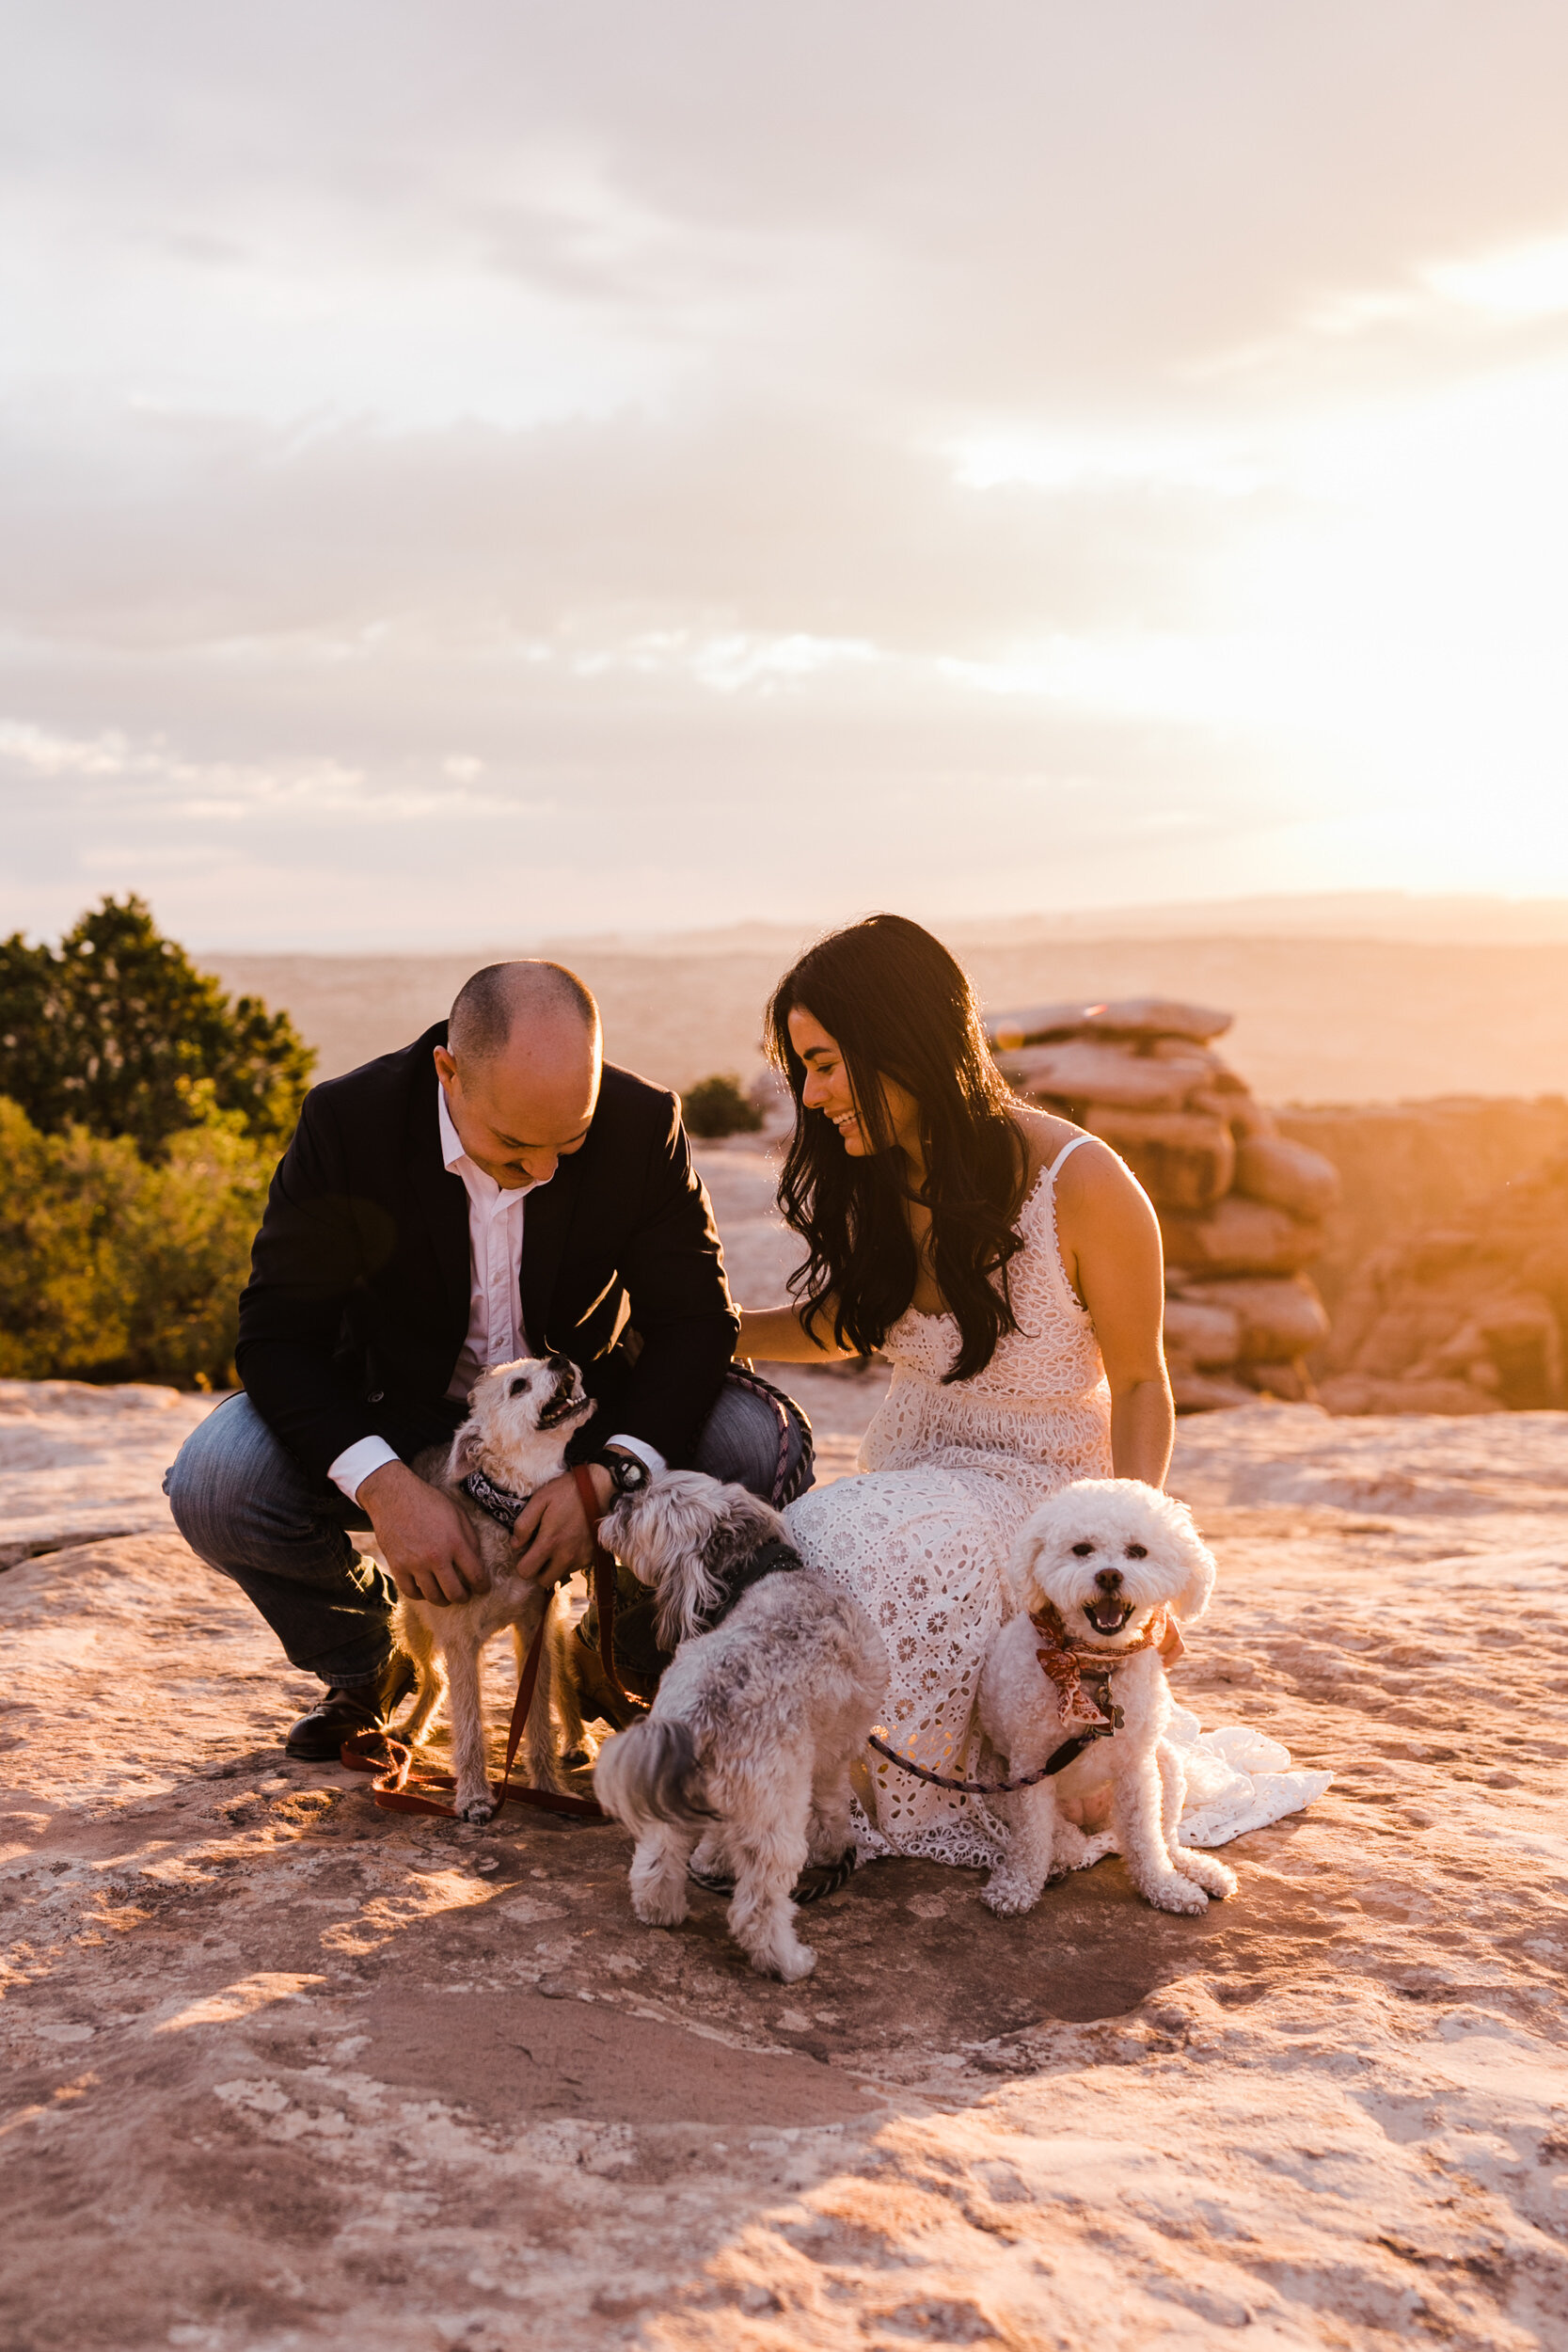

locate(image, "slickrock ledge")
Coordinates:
4 1384 1568 2350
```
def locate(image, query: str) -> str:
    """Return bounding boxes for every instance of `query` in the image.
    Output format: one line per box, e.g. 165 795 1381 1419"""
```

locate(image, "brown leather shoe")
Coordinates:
286 1649 416 1761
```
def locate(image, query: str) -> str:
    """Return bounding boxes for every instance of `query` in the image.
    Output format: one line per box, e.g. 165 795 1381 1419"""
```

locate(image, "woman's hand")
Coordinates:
734 1302 852 1362
1054 1141 1175 1488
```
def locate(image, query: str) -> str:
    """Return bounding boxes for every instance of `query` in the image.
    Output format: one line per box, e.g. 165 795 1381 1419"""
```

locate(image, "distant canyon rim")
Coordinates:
205 914 1568 1104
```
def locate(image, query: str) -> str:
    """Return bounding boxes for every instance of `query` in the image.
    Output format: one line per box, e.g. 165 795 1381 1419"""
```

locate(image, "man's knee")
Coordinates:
165 1394 326 1570
693 1375 813 1503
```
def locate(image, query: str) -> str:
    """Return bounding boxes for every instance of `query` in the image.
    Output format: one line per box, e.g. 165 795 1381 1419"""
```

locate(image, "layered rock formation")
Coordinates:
989 997 1339 1410
1276 1092 1568 1322
1315 1149 1568 1414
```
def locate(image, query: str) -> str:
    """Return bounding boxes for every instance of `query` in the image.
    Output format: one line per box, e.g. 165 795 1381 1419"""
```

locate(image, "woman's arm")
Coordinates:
1055 1141 1174 1488
735 1301 855 1362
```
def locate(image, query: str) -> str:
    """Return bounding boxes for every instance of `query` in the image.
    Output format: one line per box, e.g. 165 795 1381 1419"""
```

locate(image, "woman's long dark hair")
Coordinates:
765 914 1027 1384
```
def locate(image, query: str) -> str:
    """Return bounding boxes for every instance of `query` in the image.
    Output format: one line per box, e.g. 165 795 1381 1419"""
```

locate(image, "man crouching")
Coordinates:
165 959 812 1761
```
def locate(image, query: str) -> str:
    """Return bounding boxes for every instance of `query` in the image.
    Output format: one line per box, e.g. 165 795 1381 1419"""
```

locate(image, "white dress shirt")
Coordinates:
327 1081 664 1503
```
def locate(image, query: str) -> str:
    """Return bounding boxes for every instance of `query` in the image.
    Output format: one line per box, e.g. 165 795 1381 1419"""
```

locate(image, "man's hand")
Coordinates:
513 1463 614 1586
358 1460 486 1607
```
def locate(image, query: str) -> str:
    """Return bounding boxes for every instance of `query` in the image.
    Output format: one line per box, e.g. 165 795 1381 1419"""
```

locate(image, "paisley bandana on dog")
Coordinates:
1030 1597 1186 1729
461 1468 531 1531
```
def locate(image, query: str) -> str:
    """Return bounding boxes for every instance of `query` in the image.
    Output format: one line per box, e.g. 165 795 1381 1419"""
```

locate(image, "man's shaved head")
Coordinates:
436 961 601 1189
448 961 598 1065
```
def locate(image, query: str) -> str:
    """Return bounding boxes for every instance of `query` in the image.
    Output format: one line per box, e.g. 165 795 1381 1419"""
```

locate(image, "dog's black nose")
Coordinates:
1094 1567 1123 1593
546 1351 571 1373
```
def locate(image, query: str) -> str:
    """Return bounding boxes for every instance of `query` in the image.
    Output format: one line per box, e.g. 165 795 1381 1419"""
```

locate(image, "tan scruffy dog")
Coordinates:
396 1354 593 1822
592 1470 889 1982
977 1477 1239 1917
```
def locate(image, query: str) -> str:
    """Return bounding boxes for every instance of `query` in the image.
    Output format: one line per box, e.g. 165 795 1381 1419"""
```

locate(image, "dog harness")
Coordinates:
1029 1597 1185 1734
460 1468 531 1531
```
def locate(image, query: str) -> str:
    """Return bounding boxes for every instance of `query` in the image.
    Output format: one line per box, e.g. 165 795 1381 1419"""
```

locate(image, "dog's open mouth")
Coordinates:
538 1380 589 1430
1083 1597 1136 1636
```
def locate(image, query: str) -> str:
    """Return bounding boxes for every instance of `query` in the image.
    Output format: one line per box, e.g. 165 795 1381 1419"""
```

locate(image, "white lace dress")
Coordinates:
784 1138 1331 1870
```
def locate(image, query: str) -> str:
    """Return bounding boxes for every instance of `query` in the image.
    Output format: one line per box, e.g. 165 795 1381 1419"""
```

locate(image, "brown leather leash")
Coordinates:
571 1462 650 1717
341 1602 607 1819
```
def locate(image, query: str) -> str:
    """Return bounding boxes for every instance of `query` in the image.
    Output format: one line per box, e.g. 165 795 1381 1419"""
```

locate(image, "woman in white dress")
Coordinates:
736 914 1174 1872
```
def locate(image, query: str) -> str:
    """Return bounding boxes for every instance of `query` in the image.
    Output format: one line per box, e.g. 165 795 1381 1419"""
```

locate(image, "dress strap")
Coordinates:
1045 1133 1095 1182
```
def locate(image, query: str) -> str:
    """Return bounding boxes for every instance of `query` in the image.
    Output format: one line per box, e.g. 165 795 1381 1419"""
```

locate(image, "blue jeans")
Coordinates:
164 1374 813 1690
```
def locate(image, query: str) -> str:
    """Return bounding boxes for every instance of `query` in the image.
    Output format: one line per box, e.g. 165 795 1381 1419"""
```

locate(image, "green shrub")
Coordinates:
0 1095 271 1387
0 894 313 1159
682 1073 766 1139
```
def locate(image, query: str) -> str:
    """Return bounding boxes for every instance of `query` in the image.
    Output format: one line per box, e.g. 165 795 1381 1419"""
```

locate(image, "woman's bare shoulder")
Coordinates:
1009 1103 1077 1180
1010 1106 1150 1211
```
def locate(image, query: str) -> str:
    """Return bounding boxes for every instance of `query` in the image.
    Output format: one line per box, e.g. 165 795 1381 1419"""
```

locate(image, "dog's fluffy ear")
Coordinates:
449 1420 483 1477
1163 1499 1217 1623
1005 1517 1051 1613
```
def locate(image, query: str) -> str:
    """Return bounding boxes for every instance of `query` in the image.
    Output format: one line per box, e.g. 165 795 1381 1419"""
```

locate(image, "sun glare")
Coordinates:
1425 230 1568 319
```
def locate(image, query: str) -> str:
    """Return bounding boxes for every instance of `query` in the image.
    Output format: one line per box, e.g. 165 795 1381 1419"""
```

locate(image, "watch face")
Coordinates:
613 1454 649 1493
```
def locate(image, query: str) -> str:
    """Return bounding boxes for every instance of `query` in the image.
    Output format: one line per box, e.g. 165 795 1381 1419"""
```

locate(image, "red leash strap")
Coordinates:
341 1607 607 1821
571 1462 648 1716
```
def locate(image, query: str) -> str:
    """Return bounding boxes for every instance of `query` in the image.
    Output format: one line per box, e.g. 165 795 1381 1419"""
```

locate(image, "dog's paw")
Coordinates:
981 1869 1043 1916
631 1885 689 1928
456 1790 497 1825
755 1938 816 1982
1141 1872 1210 1915
1050 1820 1097 1869
1175 1849 1238 1899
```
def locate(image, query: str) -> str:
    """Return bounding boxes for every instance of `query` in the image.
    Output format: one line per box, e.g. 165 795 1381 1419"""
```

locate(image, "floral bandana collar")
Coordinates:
1029 1597 1186 1731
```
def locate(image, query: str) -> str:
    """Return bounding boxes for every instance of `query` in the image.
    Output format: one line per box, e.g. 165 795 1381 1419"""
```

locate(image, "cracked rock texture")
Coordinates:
4 1377 1568 2349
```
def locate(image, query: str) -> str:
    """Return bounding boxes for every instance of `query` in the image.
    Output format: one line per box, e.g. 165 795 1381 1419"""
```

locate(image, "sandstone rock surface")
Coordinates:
0 1377 215 1566
5 1385 1568 2351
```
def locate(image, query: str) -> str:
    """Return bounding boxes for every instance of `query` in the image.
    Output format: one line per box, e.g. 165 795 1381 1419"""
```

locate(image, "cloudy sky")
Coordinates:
4 2 1568 946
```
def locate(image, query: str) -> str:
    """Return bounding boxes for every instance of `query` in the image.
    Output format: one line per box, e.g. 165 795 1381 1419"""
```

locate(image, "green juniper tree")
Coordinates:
681 1072 765 1138
0 895 313 1159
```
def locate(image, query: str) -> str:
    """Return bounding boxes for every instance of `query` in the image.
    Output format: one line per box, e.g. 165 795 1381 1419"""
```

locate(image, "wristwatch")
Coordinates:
594 1450 652 1500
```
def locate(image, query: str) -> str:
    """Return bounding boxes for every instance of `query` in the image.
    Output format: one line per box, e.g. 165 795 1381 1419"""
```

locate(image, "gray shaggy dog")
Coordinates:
592 1470 889 1982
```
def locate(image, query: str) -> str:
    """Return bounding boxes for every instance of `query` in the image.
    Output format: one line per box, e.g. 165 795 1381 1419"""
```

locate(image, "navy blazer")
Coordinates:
235 1022 738 1485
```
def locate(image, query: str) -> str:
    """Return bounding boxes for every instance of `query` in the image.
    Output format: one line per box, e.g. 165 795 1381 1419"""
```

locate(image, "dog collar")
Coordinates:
693 1535 805 1636
461 1468 531 1531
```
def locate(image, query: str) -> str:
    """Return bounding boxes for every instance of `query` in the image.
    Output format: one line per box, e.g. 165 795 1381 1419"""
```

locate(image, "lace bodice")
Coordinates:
861 1143 1113 1486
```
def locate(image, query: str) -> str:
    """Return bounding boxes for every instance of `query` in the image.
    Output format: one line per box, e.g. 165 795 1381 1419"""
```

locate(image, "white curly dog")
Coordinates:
977 1477 1239 1917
